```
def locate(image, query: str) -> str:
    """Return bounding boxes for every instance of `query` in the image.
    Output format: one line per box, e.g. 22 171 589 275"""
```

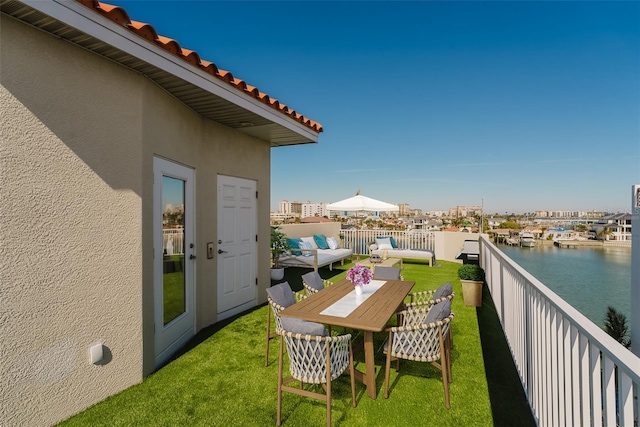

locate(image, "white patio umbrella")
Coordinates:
326 193 399 213
327 192 398 255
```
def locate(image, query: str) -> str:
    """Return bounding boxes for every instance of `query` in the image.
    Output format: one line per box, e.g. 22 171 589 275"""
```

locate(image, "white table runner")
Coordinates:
319 280 387 317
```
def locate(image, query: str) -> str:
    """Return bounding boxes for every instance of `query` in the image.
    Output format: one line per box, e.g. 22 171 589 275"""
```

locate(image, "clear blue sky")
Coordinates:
117 1 639 215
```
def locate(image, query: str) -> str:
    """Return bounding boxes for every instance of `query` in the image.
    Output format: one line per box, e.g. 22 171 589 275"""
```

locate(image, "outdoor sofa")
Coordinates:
369 236 435 266
278 233 353 272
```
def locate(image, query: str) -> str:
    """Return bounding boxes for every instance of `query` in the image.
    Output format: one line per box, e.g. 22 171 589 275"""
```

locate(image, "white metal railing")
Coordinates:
162 228 184 255
480 235 639 427
340 229 435 256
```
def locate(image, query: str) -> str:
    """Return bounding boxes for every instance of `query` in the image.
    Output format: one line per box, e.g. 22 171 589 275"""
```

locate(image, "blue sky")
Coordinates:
117 1 639 214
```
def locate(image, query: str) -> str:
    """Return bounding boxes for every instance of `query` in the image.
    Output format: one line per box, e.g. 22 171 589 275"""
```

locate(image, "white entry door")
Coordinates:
217 175 257 320
153 157 196 368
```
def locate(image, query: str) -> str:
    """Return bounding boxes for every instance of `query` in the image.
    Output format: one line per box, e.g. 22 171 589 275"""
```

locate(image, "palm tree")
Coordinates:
603 306 631 348
597 226 612 241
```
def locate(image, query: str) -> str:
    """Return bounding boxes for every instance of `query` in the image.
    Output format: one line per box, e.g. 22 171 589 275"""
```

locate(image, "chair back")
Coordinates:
401 299 452 326
280 331 352 384
373 266 401 280
266 282 297 335
266 281 296 309
389 300 454 361
301 271 325 294
406 282 454 309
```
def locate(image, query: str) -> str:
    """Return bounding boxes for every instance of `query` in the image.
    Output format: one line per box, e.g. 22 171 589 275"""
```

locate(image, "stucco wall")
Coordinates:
1 14 272 426
1 15 144 426
433 231 480 262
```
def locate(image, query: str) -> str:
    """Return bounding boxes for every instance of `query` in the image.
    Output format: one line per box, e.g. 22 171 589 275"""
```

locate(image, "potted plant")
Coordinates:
270 226 289 280
458 264 485 307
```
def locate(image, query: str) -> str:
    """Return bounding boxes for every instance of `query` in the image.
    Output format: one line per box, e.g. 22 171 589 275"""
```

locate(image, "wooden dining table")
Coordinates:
278 278 414 399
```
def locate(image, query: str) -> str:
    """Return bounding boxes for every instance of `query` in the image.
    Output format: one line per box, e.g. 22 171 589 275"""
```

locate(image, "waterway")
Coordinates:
496 243 632 330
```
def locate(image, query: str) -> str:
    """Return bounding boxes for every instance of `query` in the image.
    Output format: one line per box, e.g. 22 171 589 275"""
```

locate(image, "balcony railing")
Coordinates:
480 235 639 426
162 228 184 255
340 229 435 255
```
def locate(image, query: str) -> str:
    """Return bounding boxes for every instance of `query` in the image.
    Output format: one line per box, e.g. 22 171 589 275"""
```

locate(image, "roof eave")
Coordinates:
3 0 320 146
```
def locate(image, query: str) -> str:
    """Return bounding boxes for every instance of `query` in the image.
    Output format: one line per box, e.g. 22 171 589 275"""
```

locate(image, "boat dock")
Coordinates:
554 240 603 248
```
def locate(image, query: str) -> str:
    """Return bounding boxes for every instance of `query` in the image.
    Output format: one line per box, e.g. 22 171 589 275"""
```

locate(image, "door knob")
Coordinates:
190 254 196 260
218 249 227 254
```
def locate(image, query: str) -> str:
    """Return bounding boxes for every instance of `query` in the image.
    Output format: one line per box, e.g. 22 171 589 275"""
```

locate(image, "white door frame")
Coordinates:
153 157 196 368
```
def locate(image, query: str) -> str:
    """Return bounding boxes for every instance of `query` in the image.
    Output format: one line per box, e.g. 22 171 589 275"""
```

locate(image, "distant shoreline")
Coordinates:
493 237 631 248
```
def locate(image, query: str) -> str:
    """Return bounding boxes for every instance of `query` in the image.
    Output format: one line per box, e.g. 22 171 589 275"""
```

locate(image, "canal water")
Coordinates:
496 243 632 330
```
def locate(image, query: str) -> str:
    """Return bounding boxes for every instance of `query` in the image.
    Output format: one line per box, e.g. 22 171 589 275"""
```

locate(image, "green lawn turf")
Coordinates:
58 259 535 426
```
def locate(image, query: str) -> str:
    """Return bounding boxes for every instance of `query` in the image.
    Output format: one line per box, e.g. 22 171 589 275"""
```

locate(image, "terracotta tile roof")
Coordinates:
77 0 323 134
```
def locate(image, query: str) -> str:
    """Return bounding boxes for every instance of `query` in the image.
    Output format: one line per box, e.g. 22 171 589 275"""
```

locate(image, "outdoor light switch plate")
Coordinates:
207 242 214 259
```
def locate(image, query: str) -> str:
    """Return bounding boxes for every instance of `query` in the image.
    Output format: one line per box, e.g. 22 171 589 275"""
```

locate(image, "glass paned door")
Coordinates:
153 157 195 368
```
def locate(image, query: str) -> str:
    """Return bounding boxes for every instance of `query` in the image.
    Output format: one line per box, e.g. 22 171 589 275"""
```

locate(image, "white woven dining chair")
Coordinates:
277 318 356 427
383 299 454 409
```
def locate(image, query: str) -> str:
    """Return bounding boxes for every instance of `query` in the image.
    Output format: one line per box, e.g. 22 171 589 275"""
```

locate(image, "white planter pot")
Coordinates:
270 268 285 281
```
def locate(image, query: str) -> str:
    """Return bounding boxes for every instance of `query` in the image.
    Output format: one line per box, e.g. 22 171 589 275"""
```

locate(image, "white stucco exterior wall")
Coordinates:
1 15 144 426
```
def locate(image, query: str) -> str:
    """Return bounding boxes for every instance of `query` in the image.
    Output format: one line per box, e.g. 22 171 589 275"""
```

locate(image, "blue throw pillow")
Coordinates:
389 236 398 249
313 234 329 250
287 237 302 256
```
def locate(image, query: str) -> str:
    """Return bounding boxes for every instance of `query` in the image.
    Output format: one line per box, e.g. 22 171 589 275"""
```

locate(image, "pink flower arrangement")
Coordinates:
346 264 372 287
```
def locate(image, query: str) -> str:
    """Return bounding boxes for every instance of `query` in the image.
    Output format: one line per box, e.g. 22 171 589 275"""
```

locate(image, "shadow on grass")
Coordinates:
477 285 537 427
274 266 348 292
171 266 346 364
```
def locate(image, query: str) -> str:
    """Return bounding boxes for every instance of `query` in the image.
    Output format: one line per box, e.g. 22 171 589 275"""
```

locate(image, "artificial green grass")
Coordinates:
59 259 534 426
163 269 185 324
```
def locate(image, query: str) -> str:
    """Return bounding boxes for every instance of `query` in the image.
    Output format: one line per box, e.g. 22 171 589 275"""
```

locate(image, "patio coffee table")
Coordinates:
356 257 402 273
279 278 414 399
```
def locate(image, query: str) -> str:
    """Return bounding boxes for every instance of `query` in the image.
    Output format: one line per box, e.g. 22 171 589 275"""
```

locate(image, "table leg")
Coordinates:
363 331 377 399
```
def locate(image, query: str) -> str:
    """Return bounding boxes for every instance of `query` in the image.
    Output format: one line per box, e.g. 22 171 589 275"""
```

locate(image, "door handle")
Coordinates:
190 254 196 260
218 249 227 254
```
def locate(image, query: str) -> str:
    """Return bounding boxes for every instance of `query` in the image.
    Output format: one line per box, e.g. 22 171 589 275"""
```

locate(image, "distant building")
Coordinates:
408 216 442 231
301 201 328 218
591 213 632 241
449 205 482 217
270 212 299 224
488 217 507 229
535 210 605 219
278 199 303 215
397 203 411 216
